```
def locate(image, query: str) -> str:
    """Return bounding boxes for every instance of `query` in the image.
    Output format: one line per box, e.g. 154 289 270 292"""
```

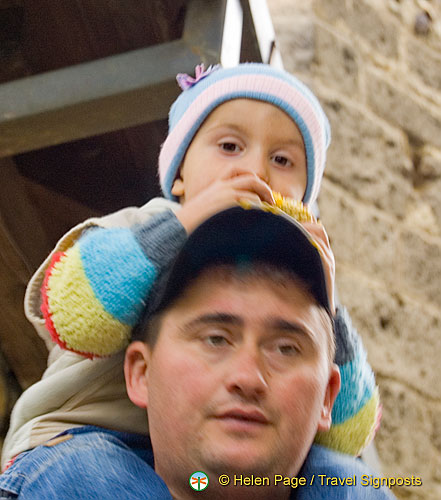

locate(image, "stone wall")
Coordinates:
268 1 441 499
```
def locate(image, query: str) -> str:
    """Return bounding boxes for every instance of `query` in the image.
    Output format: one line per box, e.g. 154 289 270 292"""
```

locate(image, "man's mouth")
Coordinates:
214 408 270 430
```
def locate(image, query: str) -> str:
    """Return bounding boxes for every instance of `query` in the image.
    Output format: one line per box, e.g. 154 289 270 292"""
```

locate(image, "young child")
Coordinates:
2 64 379 471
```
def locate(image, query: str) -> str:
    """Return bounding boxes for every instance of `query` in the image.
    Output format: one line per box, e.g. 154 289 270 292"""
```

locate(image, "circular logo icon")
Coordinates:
189 471 209 491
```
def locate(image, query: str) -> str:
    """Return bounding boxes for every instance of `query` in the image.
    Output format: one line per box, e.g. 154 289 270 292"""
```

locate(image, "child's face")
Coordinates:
174 99 307 202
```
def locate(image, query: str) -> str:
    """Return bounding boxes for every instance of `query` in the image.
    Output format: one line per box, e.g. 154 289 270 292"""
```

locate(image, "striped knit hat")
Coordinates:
158 63 331 205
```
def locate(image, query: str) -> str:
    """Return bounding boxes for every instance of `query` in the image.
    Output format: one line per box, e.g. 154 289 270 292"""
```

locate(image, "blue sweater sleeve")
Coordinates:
315 307 381 456
41 210 187 357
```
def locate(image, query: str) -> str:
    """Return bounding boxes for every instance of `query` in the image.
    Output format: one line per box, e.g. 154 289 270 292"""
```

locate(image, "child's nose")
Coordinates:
244 155 269 184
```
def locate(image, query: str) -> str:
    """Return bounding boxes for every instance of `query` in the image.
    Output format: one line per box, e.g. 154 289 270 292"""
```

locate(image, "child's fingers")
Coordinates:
302 222 334 276
227 173 274 204
176 172 272 233
220 165 258 180
234 191 262 205
176 184 262 233
301 221 336 315
220 166 275 203
302 220 330 247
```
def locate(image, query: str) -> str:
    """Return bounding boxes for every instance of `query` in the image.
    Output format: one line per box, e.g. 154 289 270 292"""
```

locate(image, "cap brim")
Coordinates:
153 206 330 316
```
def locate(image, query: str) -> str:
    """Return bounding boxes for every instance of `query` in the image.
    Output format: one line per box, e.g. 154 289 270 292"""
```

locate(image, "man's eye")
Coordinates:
220 142 240 153
205 335 229 347
276 343 300 356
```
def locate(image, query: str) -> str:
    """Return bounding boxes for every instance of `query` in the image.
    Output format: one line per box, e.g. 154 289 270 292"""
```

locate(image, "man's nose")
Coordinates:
224 346 268 401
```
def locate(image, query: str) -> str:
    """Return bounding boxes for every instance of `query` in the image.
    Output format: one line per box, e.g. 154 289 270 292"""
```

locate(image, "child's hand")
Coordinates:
176 166 274 233
301 220 336 316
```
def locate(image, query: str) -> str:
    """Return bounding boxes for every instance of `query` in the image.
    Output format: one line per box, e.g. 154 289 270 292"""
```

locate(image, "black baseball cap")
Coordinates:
150 206 331 318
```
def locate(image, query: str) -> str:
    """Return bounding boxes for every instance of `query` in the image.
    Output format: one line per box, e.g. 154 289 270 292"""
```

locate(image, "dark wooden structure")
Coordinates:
0 0 279 416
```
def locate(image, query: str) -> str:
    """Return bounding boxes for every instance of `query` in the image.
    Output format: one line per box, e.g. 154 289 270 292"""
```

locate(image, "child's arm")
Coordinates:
296 218 380 457
28 171 272 360
25 199 187 359
42 210 187 358
315 307 380 456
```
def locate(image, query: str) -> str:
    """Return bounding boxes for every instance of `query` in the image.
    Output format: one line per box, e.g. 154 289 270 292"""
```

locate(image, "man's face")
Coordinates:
126 267 339 486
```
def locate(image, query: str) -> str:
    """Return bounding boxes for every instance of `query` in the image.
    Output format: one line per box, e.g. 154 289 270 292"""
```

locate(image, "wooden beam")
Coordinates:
0 158 53 271
0 158 49 387
0 39 198 157
0 157 102 389
0 0 244 158
0 254 48 389
0 203 48 389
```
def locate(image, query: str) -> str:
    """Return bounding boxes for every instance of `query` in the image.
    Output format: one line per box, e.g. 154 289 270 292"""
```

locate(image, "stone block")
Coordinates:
403 198 440 237
319 181 400 285
335 270 441 400
318 181 359 262
399 229 441 307
420 178 441 231
425 25 441 54
407 37 441 92
272 13 315 73
375 379 441 500
432 412 441 455
313 0 399 58
418 145 441 180
405 4 441 54
366 70 441 149
346 1 399 59
320 97 415 217
312 23 359 95
312 0 345 24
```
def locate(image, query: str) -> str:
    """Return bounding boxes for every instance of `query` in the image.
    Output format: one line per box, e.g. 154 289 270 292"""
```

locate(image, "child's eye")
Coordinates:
271 155 292 168
220 142 241 153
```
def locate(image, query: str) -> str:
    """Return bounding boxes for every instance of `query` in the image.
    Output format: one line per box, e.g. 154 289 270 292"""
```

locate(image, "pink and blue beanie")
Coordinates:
158 63 331 205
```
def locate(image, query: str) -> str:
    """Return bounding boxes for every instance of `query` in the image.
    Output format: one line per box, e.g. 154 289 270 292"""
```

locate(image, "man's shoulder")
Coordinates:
0 427 172 500
295 445 396 499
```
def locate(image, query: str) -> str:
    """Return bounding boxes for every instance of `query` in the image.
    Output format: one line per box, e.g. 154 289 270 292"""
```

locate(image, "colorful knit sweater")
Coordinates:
2 198 379 468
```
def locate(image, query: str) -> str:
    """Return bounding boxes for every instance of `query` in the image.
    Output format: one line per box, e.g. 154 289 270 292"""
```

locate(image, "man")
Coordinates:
0 206 394 499
125 206 394 499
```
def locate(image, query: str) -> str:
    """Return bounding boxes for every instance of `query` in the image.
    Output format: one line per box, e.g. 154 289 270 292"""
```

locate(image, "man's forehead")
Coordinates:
165 263 323 321
182 263 314 297
159 263 333 351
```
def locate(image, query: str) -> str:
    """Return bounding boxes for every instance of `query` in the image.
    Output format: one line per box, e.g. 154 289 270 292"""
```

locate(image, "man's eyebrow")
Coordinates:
268 319 315 340
183 313 244 330
179 315 318 344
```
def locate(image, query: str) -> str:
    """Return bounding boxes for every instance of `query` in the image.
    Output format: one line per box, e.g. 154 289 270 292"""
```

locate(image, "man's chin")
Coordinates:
199 443 276 477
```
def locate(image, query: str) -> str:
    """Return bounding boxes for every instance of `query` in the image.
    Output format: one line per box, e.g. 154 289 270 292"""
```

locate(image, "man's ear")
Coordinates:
124 341 151 409
317 364 341 432
171 178 185 197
